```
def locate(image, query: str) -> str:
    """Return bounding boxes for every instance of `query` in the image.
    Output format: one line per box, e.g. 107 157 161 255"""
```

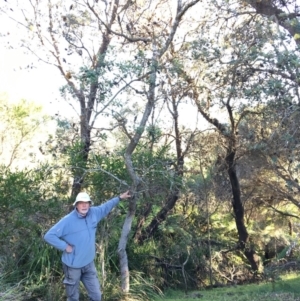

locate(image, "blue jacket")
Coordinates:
44 196 120 268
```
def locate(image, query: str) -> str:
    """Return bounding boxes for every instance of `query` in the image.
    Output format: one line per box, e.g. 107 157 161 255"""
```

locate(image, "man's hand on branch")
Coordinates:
119 190 132 200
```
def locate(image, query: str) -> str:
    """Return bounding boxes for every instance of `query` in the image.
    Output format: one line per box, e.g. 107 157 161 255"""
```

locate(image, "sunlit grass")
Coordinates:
155 272 300 301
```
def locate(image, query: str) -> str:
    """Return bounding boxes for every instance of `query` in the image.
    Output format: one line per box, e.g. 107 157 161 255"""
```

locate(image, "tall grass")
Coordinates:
2 273 300 301
0 273 28 301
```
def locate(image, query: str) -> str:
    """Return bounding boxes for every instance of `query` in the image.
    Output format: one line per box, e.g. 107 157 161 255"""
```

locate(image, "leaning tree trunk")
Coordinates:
116 0 201 292
136 191 180 243
118 58 158 293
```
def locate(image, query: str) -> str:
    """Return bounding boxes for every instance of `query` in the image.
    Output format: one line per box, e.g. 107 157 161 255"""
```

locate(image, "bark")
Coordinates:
118 203 136 292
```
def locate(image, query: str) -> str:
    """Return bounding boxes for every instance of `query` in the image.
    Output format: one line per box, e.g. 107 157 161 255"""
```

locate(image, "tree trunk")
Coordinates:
116 0 201 292
118 207 136 292
226 149 260 271
190 67 261 272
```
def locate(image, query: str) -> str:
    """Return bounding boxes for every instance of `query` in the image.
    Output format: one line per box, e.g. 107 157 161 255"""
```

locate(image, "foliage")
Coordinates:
1 0 300 299
0 164 69 298
0 97 52 169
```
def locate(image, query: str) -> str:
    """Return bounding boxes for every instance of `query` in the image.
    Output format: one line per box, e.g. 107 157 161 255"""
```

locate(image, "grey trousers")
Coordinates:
62 261 101 301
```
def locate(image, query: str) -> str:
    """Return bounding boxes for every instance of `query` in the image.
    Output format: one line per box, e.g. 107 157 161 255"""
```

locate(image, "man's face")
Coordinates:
76 201 91 216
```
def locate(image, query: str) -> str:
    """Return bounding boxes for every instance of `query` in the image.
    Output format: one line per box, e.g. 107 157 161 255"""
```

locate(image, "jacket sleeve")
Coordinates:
94 196 120 222
44 218 69 251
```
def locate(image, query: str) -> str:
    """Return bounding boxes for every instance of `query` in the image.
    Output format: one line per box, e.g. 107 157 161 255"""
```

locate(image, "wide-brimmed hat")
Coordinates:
73 192 94 206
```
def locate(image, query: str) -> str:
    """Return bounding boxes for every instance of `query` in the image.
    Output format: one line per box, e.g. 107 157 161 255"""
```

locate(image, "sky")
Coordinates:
0 2 205 131
0 8 73 118
0 47 65 115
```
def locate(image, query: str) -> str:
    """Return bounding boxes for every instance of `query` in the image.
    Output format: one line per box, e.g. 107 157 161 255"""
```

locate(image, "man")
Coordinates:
44 190 131 301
